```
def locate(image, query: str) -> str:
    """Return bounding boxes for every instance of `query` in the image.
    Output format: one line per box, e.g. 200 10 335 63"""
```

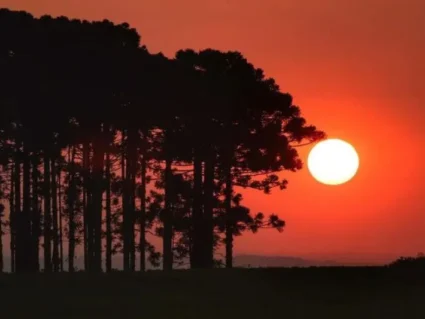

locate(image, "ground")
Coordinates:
0 267 424 318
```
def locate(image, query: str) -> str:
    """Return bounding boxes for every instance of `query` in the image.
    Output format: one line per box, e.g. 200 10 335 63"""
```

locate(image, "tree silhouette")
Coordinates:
0 8 324 273
174 49 324 268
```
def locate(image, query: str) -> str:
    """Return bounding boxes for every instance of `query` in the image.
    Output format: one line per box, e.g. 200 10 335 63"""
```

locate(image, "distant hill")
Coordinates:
0 253 393 272
233 254 393 268
234 255 340 268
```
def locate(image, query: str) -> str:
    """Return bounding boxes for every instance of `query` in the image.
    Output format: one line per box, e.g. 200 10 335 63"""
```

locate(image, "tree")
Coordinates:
175 49 325 268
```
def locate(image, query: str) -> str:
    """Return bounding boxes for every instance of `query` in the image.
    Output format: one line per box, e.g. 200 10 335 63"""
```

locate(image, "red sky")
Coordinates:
2 0 425 262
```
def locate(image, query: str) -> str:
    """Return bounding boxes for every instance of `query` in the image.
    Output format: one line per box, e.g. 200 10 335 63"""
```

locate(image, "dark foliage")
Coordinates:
389 255 425 269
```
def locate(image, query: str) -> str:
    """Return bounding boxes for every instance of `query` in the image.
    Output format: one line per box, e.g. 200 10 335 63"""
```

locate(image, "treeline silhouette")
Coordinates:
389 254 425 270
0 9 324 273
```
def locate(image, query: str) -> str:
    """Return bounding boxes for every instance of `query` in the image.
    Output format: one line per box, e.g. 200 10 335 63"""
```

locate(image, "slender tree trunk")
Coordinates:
130 168 136 272
68 146 76 272
191 150 203 269
17 145 32 273
224 160 233 269
43 152 52 272
82 141 90 271
204 155 215 268
163 154 173 271
31 154 40 272
58 169 64 272
0 165 5 273
105 148 112 272
51 158 59 272
127 129 137 272
14 145 22 272
15 143 32 272
122 131 129 271
125 148 135 272
9 163 15 273
139 153 147 272
92 134 104 272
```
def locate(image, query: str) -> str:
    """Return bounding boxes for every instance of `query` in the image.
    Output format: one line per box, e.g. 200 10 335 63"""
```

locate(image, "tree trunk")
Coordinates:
191 150 203 269
127 129 137 272
68 146 76 272
163 154 173 271
9 163 15 273
92 134 104 272
105 148 112 272
31 154 40 272
224 160 233 269
13 143 32 273
0 166 5 272
51 158 60 272
126 150 132 272
204 155 215 268
82 141 91 271
15 144 32 273
58 169 64 272
139 153 147 272
43 152 52 273
14 145 22 272
121 131 129 271
129 168 136 272
126 155 135 272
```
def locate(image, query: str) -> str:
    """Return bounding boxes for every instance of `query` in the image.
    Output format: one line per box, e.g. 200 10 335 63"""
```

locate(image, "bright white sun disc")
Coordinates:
307 139 359 185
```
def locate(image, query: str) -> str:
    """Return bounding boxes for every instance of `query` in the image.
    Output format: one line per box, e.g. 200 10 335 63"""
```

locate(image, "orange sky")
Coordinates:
2 0 425 262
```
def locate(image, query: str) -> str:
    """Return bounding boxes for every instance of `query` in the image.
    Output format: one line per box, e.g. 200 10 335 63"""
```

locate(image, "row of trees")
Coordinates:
0 9 324 273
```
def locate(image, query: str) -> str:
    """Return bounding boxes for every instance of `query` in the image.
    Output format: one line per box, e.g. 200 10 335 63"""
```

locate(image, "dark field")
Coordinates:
1 267 424 318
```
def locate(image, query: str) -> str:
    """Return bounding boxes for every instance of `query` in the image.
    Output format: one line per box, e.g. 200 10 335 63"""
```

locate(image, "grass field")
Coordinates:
1 267 424 318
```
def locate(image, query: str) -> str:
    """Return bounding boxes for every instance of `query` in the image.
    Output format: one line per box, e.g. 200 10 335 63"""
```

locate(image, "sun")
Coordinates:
307 138 359 185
